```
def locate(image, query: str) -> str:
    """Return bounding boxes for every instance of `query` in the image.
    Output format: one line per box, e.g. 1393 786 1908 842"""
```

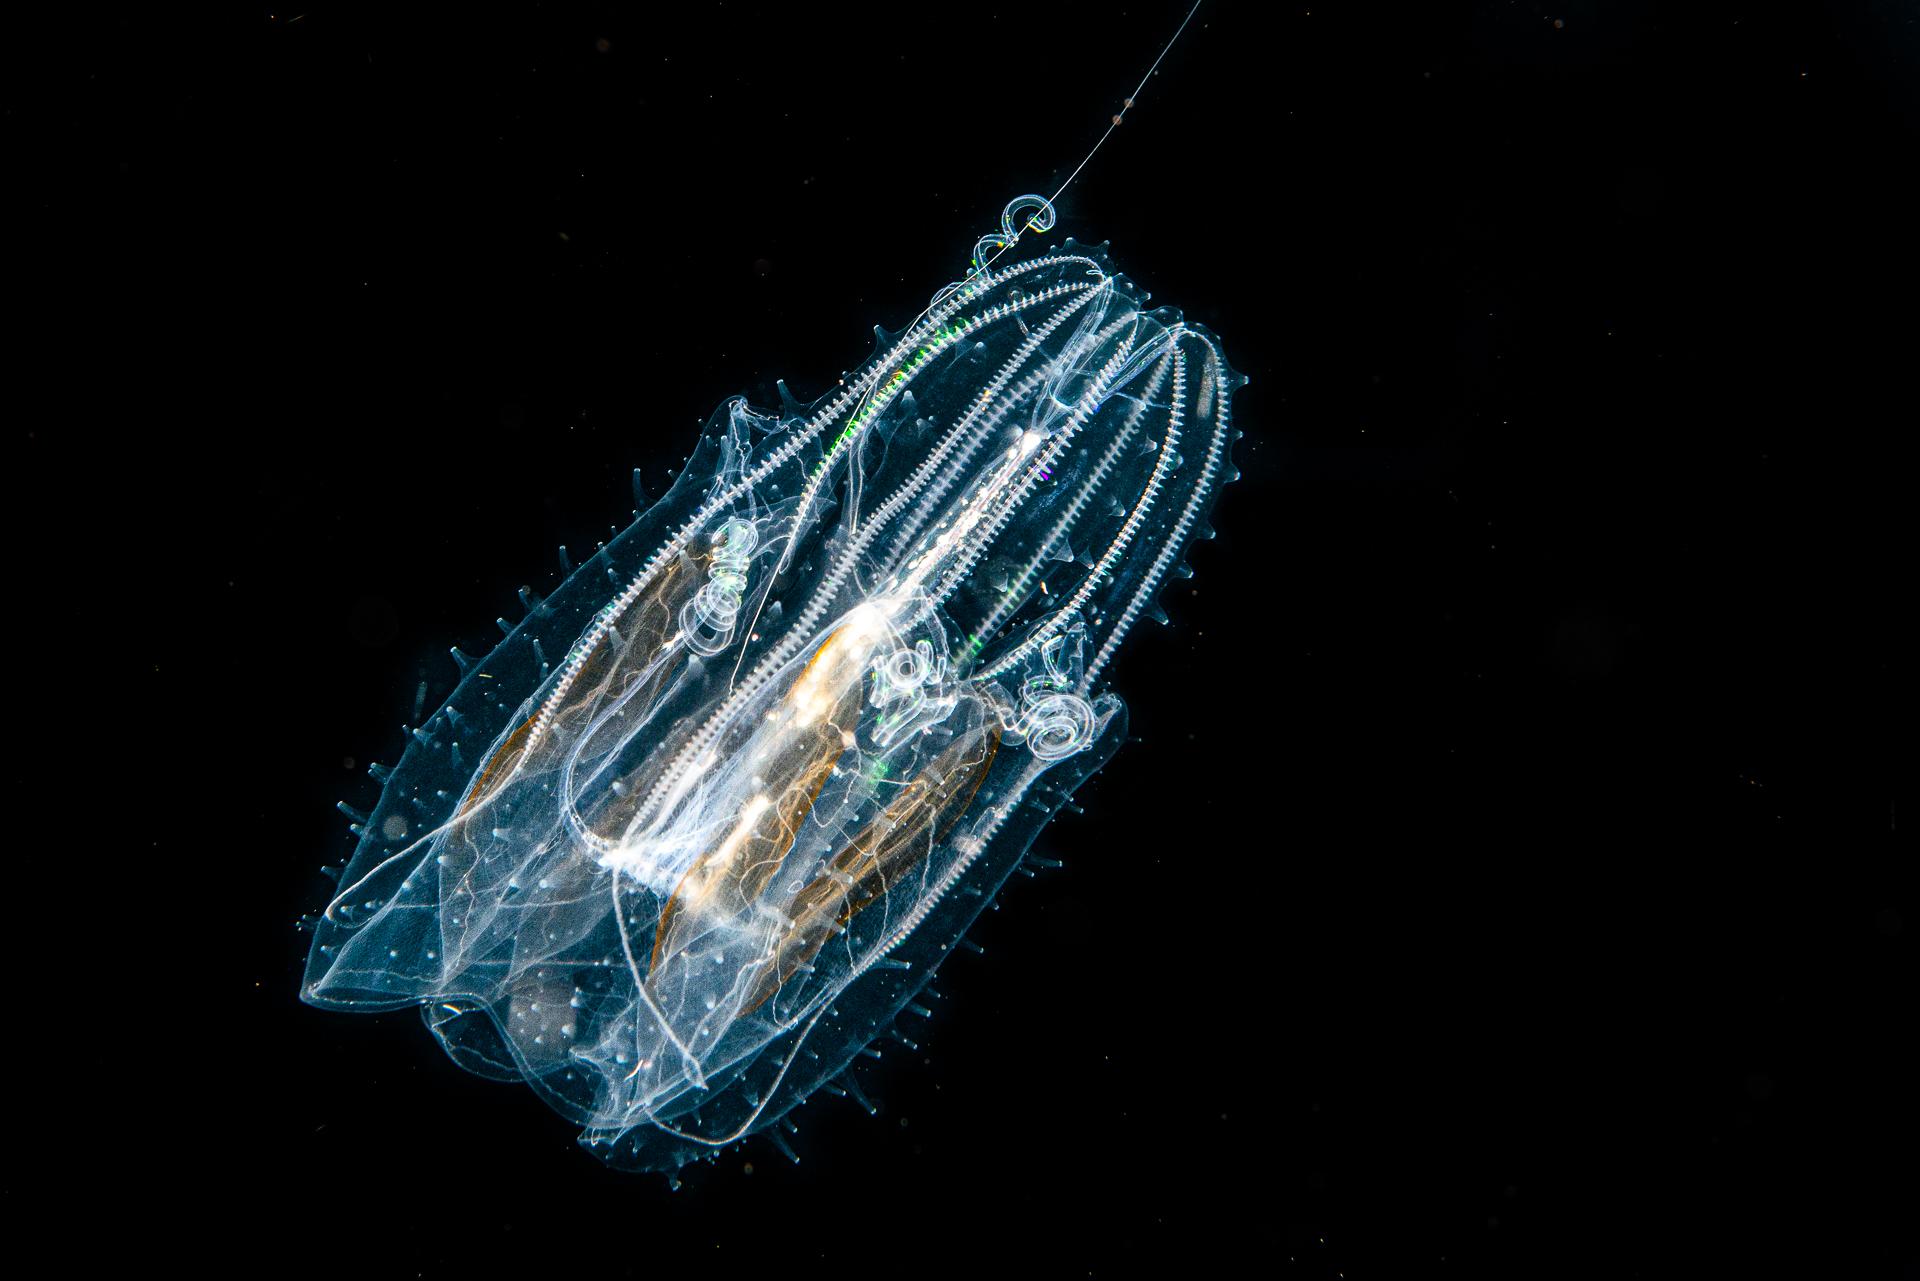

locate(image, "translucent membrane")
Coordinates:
304 200 1244 1170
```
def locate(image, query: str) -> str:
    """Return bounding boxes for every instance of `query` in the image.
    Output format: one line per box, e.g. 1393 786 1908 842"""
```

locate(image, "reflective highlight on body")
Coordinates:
302 197 1244 1171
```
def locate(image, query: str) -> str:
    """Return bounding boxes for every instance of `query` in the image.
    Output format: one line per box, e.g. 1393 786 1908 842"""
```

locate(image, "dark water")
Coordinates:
14 3 1909 1276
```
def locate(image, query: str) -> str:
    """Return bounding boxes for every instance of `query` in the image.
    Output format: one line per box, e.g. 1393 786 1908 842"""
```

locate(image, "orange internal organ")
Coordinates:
737 723 999 1017
645 619 873 977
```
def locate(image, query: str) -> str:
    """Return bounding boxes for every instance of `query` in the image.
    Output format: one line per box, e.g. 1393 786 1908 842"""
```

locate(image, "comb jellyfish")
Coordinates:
302 196 1244 1172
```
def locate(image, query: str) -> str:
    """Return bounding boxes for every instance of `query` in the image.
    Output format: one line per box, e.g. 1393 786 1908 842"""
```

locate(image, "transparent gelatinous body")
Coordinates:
303 203 1243 1171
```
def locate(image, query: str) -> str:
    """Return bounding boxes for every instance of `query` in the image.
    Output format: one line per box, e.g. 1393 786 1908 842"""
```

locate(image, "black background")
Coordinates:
12 3 1911 1276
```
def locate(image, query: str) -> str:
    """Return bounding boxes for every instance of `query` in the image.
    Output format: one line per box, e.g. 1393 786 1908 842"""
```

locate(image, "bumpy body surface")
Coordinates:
304 214 1242 1171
